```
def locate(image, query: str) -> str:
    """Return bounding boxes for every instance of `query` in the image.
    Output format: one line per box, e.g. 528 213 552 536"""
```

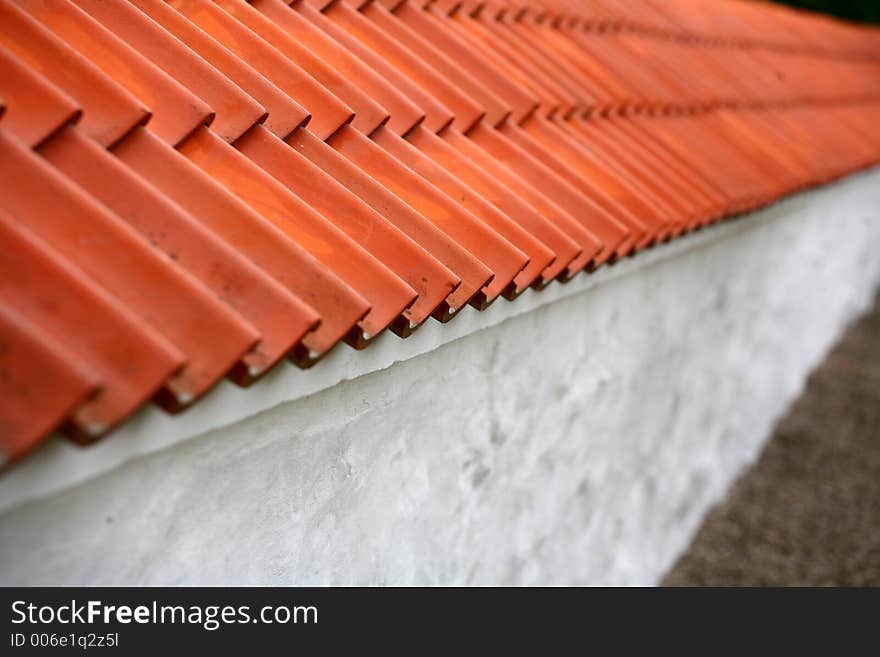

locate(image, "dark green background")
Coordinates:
772 0 880 24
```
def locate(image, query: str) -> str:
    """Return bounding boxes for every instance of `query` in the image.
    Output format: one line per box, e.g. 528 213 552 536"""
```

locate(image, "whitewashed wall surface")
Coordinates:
1 167 879 586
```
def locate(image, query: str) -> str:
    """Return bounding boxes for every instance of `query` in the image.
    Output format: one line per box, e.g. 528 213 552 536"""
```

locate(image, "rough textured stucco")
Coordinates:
1 171 879 585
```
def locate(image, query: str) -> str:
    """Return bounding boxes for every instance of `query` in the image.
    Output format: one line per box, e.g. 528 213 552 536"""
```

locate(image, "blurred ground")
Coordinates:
664 293 880 586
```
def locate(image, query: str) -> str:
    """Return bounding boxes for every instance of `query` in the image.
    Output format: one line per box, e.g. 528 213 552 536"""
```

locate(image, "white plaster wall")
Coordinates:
1 169 879 585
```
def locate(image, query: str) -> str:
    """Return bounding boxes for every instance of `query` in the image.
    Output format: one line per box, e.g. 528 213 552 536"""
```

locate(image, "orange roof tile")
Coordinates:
1 0 879 465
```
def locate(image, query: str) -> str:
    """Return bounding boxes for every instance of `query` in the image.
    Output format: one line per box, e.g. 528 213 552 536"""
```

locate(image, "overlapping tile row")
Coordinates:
1 0 878 465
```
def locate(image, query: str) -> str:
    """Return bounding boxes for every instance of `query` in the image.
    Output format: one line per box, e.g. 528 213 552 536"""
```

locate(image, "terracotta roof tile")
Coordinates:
327 123 529 308
0 214 185 440
235 125 459 331
438 125 602 278
0 129 260 410
255 0 424 136
404 124 582 282
1 0 879 465
112 125 372 363
0 303 101 462
78 0 268 144
217 0 390 136
286 126 493 321
132 0 308 139
371 124 554 294
178 125 417 344
37 125 319 384
171 0 355 140
16 0 215 146
396 2 538 126
0 0 149 146
296 2 436 134
0 45 81 148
